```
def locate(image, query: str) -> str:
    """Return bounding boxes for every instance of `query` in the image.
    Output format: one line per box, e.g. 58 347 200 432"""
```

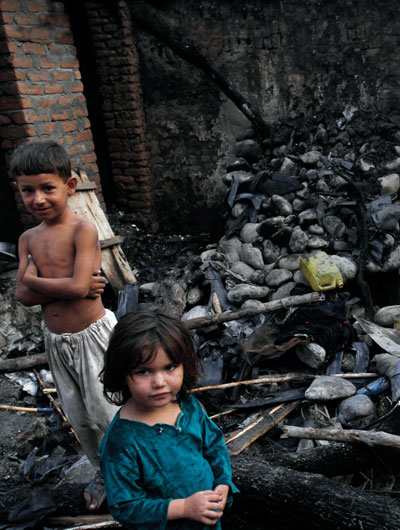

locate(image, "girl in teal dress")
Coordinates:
99 310 238 529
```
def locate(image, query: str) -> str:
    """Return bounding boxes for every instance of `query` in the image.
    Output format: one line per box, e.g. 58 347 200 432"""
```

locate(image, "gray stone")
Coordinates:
308 224 325 235
315 179 330 193
240 243 265 270
296 342 326 369
227 284 270 305
293 270 308 285
300 150 322 166
298 208 318 227
296 183 310 200
322 215 345 237
329 255 357 281
278 254 301 270
230 261 256 282
385 157 400 171
240 223 260 243
279 156 298 176
186 286 203 306
374 305 400 327
292 198 306 212
308 236 329 249
379 173 400 195
270 281 297 300
338 395 377 423
383 245 400 272
289 226 308 253
218 236 242 263
231 201 248 218
305 376 357 401
265 268 293 287
235 139 262 163
271 195 293 216
181 305 210 321
262 239 281 264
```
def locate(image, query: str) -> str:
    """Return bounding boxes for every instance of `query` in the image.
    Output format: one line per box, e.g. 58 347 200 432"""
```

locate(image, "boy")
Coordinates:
11 140 118 511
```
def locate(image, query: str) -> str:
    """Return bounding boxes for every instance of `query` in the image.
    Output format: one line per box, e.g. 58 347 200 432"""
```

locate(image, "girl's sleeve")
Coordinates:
100 435 171 530
196 400 240 498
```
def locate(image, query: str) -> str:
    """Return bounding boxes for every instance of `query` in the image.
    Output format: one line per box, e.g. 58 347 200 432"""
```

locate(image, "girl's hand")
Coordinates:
214 484 230 510
184 490 224 525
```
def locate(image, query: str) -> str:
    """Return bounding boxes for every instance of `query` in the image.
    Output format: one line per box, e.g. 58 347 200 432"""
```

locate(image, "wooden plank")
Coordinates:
68 170 136 290
76 182 98 191
226 401 300 456
100 235 124 249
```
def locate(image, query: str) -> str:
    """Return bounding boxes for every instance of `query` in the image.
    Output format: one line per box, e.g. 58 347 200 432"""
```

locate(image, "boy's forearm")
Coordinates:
23 274 89 299
15 282 57 306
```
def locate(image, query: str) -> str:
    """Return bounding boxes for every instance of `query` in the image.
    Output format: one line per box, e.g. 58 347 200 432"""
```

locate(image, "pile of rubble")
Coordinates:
4 108 400 529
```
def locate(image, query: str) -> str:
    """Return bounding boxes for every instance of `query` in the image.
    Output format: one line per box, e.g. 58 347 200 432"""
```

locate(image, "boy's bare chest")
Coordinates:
29 226 76 272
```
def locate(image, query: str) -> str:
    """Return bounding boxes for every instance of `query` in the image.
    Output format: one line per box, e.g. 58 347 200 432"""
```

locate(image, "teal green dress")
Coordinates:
99 394 238 529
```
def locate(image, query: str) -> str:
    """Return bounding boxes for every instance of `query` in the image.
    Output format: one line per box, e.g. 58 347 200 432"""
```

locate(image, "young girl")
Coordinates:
99 310 238 529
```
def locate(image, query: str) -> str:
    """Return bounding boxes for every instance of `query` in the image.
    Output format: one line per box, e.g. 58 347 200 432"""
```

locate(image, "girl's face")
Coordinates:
126 347 184 413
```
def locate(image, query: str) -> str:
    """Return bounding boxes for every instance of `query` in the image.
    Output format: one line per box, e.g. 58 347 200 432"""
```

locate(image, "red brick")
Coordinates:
53 70 71 81
43 14 70 27
0 115 12 125
22 42 46 55
44 83 63 94
76 130 93 143
1 0 23 12
27 71 51 82
18 84 43 95
57 95 74 106
56 32 74 45
26 0 44 13
15 14 40 25
41 122 57 134
52 111 69 120
82 153 97 164
3 26 31 40
71 107 88 118
40 57 57 69
69 81 84 93
11 110 48 124
30 27 51 41
0 125 35 138
9 56 34 68
61 120 77 133
38 96 57 108
60 58 79 69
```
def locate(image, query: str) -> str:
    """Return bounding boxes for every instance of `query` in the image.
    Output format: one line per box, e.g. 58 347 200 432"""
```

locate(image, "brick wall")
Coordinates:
82 0 157 230
0 0 103 235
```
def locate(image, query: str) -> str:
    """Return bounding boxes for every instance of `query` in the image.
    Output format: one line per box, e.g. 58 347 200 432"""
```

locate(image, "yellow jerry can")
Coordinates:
300 251 344 291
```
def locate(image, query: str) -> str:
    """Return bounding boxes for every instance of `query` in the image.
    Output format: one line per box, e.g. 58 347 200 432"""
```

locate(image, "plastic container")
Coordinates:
356 376 391 396
300 251 344 291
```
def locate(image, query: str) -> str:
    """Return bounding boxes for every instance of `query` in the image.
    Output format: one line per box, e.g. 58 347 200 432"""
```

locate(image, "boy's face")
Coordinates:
16 172 77 222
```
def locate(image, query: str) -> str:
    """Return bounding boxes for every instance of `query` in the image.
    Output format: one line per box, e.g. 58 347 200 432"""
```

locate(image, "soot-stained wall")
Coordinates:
131 0 400 233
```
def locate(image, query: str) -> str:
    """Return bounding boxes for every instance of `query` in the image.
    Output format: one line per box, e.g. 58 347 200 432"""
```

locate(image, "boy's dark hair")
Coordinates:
10 140 71 181
101 310 201 405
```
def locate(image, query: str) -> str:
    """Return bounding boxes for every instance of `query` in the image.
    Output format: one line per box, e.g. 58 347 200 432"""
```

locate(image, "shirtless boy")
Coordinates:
11 140 118 511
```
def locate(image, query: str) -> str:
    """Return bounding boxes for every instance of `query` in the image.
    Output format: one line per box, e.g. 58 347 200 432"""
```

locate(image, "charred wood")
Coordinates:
230 455 400 530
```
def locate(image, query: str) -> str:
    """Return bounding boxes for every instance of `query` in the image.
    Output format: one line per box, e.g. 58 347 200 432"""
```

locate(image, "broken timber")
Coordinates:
226 401 300 455
284 425 400 450
68 170 136 291
185 291 323 329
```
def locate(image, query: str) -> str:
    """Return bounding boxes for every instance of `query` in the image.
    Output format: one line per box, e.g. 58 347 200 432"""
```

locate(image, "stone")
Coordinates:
218 236 242 263
181 305 210 320
383 245 400 272
271 195 293 216
270 281 297 300
227 284 270 305
305 376 357 401
296 342 326 369
308 224 325 235
265 268 293 287
279 156 298 176
230 261 256 282
338 394 377 423
308 236 329 249
385 157 400 171
231 201 248 218
289 226 308 253
240 243 265 270
329 255 357 281
300 150 322 166
235 139 262 163
322 215 345 237
298 208 318 227
278 254 301 270
240 223 260 243
262 240 281 264
374 305 400 327
379 173 400 195
186 286 203 306
222 170 253 186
